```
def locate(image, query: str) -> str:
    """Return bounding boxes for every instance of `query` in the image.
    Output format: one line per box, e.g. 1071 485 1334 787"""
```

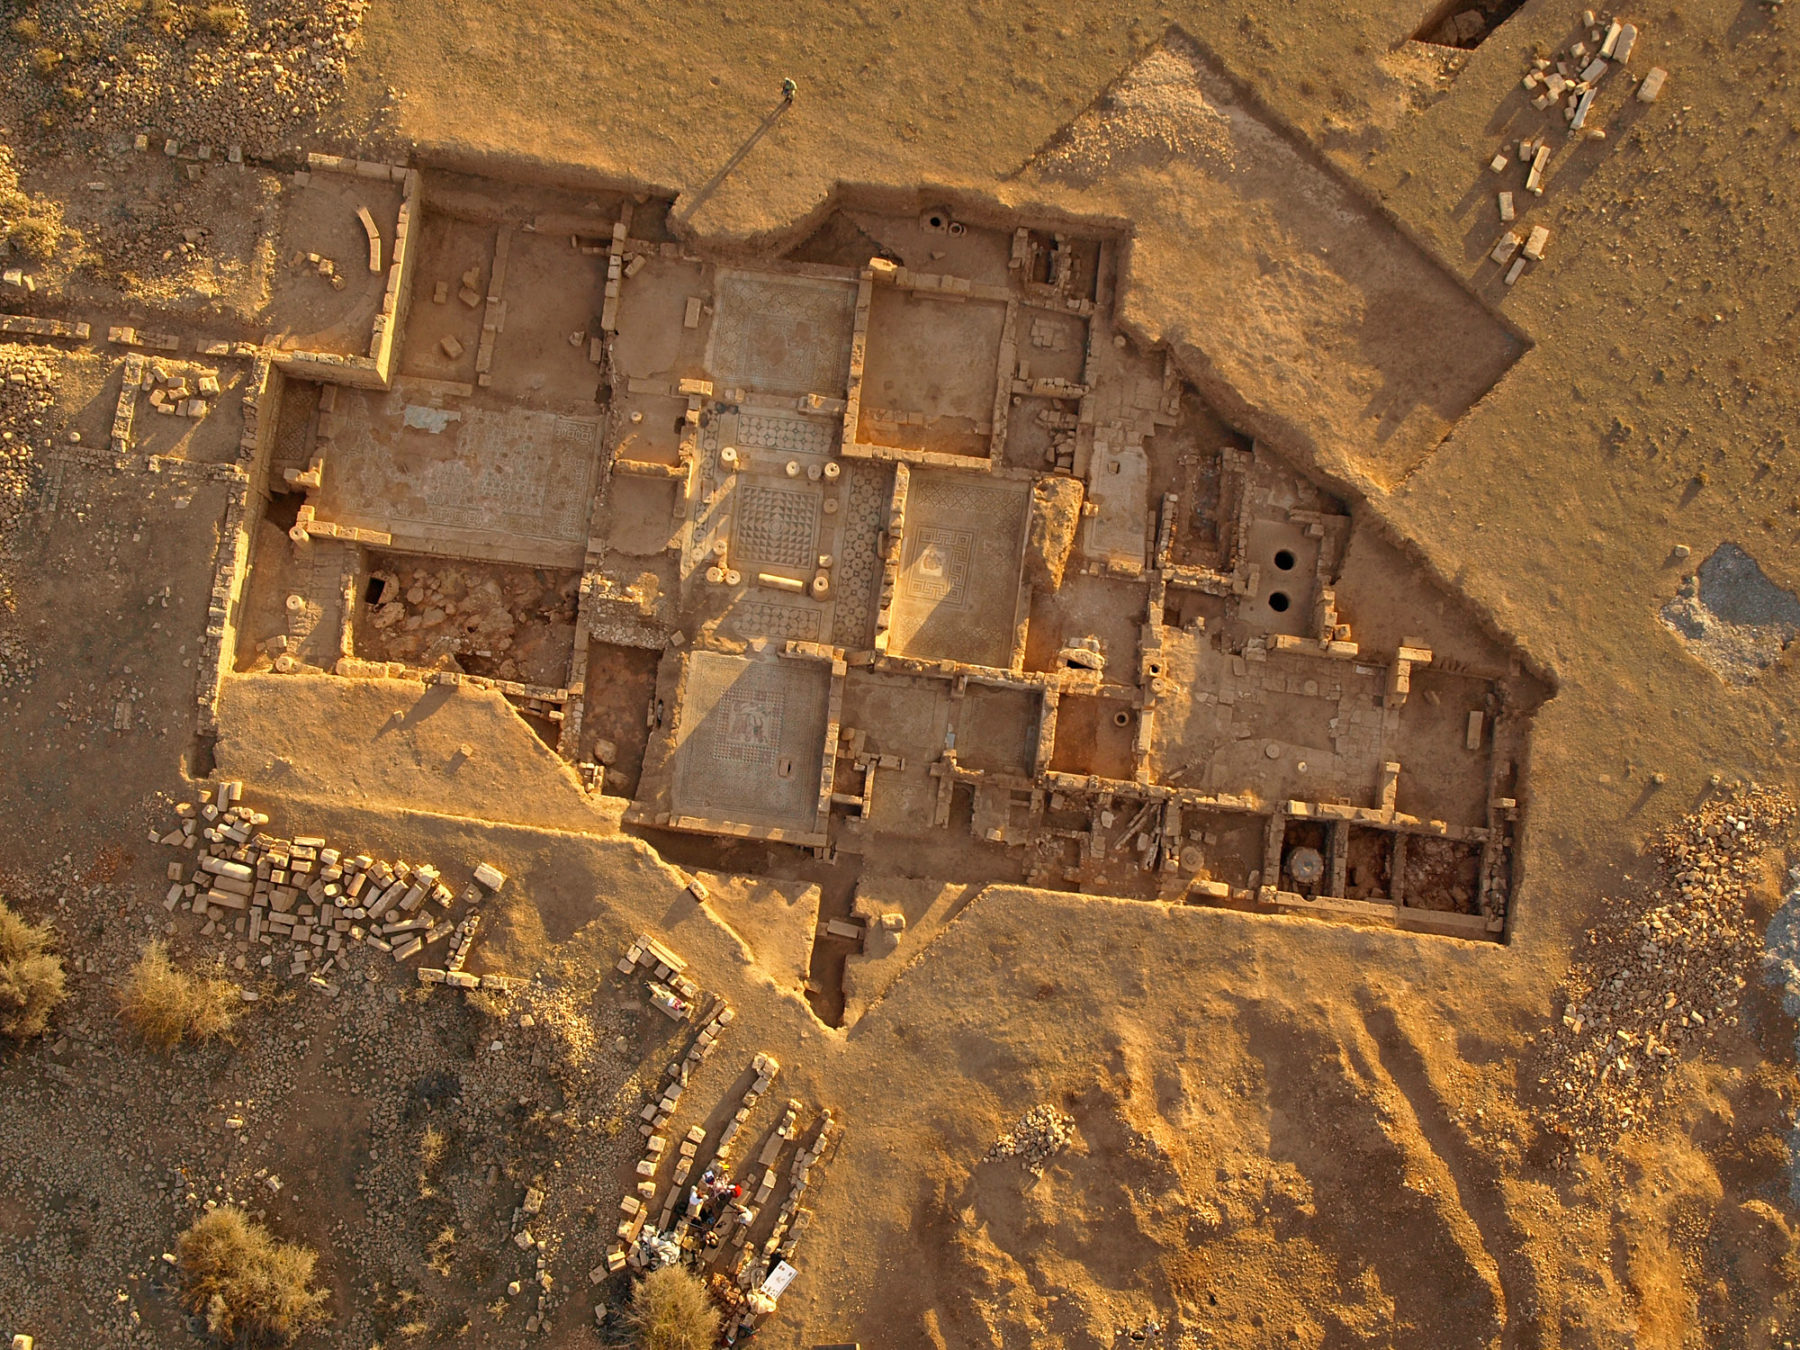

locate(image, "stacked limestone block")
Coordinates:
154 782 513 993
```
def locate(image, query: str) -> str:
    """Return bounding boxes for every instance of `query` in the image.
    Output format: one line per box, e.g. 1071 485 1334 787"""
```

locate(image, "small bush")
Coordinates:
118 940 238 1050
0 900 66 1040
176 1207 328 1344
30 45 62 77
630 1265 719 1350
6 202 63 262
196 4 243 36
10 17 43 42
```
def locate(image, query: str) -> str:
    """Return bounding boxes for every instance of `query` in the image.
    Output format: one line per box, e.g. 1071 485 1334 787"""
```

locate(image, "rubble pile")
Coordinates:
288 248 347 290
1537 787 1796 1152
0 344 55 608
1 0 371 153
152 780 517 994
139 358 222 422
1486 10 1667 287
362 562 580 684
986 1104 1076 1176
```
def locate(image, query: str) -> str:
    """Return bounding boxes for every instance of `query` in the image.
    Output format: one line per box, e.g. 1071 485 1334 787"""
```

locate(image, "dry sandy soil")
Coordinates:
3 0 1800 1348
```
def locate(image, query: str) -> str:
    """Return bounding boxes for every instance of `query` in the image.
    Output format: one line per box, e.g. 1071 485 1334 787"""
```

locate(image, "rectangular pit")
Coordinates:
579 640 662 799
310 384 605 567
1047 695 1137 781
707 268 856 400
660 651 834 841
356 552 581 687
266 171 405 361
955 684 1042 777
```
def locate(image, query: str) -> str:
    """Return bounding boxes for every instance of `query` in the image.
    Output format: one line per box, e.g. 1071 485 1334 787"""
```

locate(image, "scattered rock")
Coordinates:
985 1104 1076 1176
1536 787 1796 1152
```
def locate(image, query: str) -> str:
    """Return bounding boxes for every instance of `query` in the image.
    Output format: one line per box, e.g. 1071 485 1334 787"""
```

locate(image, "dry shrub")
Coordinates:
424 1225 456 1278
118 940 238 1050
195 3 243 36
0 146 63 263
0 899 66 1040
8 202 61 260
176 1206 328 1344
630 1264 719 1350
417 1122 447 1198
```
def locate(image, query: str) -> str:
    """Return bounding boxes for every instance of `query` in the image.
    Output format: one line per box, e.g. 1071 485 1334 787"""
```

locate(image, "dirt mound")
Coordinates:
906 1001 1511 1350
1023 477 1083 593
1032 42 1236 184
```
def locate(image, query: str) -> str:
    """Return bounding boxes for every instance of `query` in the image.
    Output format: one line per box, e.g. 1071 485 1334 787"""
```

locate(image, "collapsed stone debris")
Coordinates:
1535 787 1795 1152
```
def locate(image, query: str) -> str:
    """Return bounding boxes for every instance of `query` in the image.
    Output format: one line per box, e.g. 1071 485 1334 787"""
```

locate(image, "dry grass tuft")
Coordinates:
419 1123 447 1169
630 1264 719 1350
417 1122 449 1199
118 940 239 1050
176 1206 328 1344
0 899 66 1040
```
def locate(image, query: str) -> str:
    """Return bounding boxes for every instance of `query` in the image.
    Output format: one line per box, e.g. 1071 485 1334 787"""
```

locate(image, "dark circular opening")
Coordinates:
1273 548 1296 571
1268 591 1291 613
928 215 944 228
1112 710 1131 728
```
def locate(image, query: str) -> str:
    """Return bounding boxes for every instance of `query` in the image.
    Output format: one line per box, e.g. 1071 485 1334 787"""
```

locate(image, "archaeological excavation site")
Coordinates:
2 1 1799 1348
224 163 1542 952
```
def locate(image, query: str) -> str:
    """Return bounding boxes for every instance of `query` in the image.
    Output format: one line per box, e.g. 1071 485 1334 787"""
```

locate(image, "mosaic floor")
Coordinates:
670 651 832 834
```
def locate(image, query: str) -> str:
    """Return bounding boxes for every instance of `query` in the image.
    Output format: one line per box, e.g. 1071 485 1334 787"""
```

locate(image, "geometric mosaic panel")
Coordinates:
736 412 834 458
900 525 973 610
733 482 820 570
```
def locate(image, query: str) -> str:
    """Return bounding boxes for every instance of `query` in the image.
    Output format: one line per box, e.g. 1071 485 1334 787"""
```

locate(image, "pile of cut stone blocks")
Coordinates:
154 782 514 992
618 932 702 1018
